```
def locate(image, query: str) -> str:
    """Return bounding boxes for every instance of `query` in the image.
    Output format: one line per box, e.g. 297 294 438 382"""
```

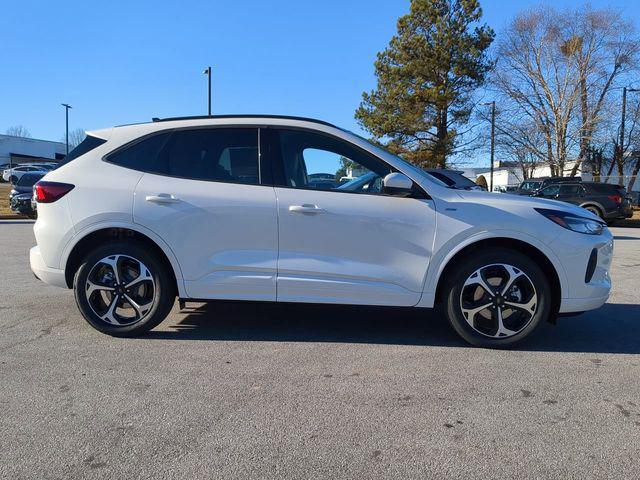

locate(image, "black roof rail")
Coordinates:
151 114 339 128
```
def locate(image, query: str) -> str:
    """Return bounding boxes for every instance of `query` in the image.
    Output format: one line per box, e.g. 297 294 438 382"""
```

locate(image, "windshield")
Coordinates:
520 181 542 191
16 173 44 187
426 170 477 189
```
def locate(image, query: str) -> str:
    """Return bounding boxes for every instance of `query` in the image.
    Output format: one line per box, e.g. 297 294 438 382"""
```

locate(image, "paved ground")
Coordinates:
1 221 639 479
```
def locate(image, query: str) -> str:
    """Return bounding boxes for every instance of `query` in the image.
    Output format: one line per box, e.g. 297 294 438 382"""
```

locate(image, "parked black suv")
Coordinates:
534 181 633 224
516 176 580 195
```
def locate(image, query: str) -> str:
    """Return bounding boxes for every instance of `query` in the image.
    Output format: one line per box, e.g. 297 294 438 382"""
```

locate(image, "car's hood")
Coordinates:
452 189 601 221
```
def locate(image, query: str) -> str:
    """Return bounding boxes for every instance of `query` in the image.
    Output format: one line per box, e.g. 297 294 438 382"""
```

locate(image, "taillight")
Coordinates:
607 194 622 205
34 181 75 203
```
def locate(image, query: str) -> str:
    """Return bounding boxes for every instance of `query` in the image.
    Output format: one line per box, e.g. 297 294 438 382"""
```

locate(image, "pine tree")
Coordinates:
356 0 494 168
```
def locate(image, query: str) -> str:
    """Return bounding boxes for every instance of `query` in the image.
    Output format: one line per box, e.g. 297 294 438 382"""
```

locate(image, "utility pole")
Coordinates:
617 87 639 185
489 100 496 192
203 66 212 116
482 101 497 192
61 103 72 156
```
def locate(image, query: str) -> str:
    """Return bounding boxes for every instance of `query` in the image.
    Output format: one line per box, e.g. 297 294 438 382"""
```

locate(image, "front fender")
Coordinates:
415 228 568 308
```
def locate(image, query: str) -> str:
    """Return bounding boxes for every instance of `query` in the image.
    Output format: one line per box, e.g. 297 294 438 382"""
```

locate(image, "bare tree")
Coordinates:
67 128 86 149
493 7 582 176
564 7 639 176
5 125 31 138
619 96 640 191
492 5 639 177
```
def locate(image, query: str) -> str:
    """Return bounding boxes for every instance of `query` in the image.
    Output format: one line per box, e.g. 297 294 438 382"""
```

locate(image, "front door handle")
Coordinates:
145 193 181 204
289 204 325 214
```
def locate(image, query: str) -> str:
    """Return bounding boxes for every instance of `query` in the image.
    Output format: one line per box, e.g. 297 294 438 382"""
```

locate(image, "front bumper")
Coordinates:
550 229 613 314
30 246 67 288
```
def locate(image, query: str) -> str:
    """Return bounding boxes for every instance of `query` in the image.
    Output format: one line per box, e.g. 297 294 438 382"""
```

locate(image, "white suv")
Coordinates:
30 115 613 347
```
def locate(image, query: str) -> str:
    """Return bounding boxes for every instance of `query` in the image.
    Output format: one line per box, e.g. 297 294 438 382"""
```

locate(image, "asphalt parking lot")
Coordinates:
1 221 639 479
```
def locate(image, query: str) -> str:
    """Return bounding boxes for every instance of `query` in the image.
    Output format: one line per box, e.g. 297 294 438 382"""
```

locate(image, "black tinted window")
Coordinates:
588 182 625 194
63 135 107 164
540 184 560 196
107 133 171 174
560 185 583 195
161 128 258 184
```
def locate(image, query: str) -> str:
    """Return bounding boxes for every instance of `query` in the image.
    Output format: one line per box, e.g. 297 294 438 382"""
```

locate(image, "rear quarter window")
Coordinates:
587 183 625 194
62 135 108 164
105 133 172 174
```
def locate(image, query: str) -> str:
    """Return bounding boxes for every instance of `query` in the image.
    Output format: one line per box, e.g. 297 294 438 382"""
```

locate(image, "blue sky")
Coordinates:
2 0 639 163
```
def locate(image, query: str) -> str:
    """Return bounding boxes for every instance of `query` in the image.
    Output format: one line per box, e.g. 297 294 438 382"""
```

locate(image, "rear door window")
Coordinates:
161 128 259 184
559 185 583 196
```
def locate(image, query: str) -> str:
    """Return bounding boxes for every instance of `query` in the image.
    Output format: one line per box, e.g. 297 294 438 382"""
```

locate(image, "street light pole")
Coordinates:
61 103 72 156
203 67 212 116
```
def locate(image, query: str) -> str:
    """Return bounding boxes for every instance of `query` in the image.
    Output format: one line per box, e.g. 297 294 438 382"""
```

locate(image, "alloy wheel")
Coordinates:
459 263 537 339
85 254 156 326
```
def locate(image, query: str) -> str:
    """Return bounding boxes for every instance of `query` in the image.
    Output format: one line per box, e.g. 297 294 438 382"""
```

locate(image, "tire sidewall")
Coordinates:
445 248 552 348
73 242 174 336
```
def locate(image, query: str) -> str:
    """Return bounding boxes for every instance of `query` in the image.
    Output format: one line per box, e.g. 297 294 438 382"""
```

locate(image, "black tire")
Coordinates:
443 248 552 348
9 175 17 184
73 241 176 337
583 205 603 219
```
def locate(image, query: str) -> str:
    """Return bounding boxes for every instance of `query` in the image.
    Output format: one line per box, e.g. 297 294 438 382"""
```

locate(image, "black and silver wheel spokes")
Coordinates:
86 255 156 326
459 263 537 339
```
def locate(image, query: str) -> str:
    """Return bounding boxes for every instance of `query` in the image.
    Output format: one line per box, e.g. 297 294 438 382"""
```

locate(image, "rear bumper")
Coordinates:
30 246 67 288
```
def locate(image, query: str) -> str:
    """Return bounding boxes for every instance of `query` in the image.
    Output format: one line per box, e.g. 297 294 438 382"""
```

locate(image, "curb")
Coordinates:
0 215 31 220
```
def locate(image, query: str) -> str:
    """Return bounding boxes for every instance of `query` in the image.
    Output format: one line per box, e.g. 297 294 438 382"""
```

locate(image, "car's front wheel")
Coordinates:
73 242 176 337
443 249 552 348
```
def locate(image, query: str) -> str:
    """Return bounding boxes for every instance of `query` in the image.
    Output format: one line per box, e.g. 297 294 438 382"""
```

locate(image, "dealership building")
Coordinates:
0 134 66 168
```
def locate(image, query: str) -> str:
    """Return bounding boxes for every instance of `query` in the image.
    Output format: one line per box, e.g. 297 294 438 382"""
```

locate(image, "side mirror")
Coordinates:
383 172 413 197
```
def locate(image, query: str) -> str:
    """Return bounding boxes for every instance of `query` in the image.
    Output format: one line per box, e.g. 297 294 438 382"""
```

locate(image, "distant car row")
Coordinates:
1 162 58 183
510 177 634 225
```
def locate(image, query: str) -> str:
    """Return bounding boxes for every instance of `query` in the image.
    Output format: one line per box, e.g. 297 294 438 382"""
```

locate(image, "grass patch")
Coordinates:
0 183 15 216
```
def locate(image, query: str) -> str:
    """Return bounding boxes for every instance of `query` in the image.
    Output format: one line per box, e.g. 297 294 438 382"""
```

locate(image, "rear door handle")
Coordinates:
289 204 325 214
145 193 181 204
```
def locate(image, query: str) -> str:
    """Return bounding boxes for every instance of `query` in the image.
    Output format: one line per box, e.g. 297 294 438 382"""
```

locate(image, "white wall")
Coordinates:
0 135 66 165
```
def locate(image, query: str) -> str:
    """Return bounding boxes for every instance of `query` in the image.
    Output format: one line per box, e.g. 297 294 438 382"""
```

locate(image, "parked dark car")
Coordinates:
10 192 37 218
9 172 44 200
533 181 633 224
516 176 581 195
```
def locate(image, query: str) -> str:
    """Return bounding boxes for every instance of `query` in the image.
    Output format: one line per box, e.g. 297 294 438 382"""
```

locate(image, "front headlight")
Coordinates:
535 208 605 235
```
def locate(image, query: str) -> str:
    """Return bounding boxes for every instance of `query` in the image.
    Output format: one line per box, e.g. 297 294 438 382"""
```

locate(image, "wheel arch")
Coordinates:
62 223 185 296
579 202 604 216
430 236 563 317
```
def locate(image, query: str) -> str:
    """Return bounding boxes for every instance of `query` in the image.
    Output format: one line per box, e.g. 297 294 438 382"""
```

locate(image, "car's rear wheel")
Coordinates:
9 175 17 184
583 205 603 219
443 249 551 348
73 242 175 337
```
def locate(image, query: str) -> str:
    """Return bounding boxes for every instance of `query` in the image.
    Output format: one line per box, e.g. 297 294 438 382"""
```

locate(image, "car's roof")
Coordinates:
115 114 339 129
89 114 347 143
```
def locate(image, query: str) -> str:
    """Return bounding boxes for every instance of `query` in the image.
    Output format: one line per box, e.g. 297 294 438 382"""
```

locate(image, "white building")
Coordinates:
0 134 66 167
